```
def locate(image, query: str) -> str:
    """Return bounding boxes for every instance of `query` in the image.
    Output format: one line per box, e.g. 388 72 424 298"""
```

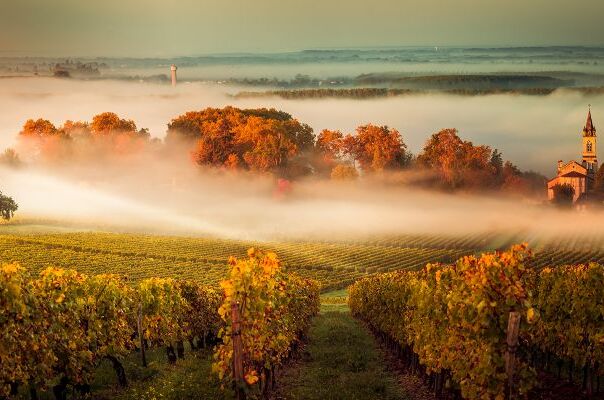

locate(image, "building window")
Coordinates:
587 141 593 152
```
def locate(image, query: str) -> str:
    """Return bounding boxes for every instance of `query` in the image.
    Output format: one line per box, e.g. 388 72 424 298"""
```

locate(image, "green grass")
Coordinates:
101 350 231 400
274 307 407 400
321 289 348 299
21 345 230 400
320 289 349 311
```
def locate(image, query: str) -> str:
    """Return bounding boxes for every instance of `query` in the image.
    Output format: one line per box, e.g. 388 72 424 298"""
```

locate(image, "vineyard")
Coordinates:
3 225 604 399
2 230 604 291
0 248 319 399
349 245 604 399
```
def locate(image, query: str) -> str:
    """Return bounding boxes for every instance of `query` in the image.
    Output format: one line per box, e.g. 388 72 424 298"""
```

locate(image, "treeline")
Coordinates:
349 245 604 399
234 88 414 99
4 106 546 195
234 87 563 99
354 73 568 89
225 73 579 91
13 112 153 164
0 249 320 399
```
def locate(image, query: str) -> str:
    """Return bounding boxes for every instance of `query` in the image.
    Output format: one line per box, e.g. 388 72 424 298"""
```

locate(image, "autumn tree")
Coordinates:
330 164 359 180
171 107 314 174
61 120 91 137
417 128 495 189
0 191 18 220
498 161 547 196
315 129 345 172
19 119 60 137
91 112 137 135
234 116 299 172
17 113 150 163
344 124 408 173
18 119 71 162
87 112 150 156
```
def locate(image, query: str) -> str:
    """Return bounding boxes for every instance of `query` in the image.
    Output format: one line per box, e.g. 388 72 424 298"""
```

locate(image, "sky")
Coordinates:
1 0 604 57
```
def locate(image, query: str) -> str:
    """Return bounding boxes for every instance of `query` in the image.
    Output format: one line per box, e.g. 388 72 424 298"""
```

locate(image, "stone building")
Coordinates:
547 108 597 202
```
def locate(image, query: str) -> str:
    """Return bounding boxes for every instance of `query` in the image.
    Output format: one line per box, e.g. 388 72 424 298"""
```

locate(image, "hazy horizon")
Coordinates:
2 0 604 57
4 45 604 59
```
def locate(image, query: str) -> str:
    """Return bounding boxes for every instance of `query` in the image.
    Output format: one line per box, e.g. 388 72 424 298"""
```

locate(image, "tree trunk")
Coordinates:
106 355 128 387
137 303 147 367
166 344 177 364
176 340 185 359
52 377 68 400
189 338 197 350
29 384 38 400
9 382 19 396
74 383 90 396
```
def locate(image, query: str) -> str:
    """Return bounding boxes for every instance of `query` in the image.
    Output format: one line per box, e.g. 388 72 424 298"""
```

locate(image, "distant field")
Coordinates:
1 224 603 290
0 231 474 291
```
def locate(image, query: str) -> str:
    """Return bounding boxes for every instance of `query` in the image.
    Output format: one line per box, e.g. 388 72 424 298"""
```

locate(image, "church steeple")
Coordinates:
584 105 596 137
582 105 597 176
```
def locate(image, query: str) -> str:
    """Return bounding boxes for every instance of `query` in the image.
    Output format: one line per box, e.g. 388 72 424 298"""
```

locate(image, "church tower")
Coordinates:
582 106 597 176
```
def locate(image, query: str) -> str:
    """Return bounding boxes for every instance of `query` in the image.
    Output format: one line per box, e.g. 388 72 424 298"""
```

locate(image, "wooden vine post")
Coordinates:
231 302 245 400
505 311 521 400
137 303 147 367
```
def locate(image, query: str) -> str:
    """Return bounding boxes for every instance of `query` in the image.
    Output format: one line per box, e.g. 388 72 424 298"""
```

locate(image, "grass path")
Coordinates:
273 294 408 400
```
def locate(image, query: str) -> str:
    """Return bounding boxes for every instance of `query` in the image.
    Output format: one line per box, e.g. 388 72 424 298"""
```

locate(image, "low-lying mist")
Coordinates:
1 76 604 243
1 77 602 175
1 159 603 244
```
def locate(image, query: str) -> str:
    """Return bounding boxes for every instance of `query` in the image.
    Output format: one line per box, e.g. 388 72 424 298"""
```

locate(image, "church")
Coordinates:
547 107 598 202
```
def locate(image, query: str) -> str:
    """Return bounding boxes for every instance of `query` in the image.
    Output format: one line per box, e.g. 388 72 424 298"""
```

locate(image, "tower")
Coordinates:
170 64 177 86
582 105 597 176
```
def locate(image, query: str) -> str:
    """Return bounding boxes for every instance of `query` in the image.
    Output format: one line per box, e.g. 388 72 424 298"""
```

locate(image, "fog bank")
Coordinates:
1 77 602 176
1 162 603 244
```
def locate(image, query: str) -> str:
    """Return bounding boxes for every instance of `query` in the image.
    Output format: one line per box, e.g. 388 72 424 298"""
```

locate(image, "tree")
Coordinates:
179 107 314 173
90 112 137 134
490 149 503 176
18 119 72 163
417 128 494 189
551 183 575 208
0 192 18 220
19 119 59 137
61 120 91 137
344 124 408 173
235 117 298 172
0 149 21 168
316 130 344 166
331 164 359 180
594 164 604 194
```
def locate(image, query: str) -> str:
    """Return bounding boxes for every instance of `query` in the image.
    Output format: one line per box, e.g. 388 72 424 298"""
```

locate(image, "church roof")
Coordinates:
560 171 587 178
584 107 596 136
547 167 588 186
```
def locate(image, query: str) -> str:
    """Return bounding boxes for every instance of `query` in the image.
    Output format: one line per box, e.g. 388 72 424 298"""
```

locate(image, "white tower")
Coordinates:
170 64 177 86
